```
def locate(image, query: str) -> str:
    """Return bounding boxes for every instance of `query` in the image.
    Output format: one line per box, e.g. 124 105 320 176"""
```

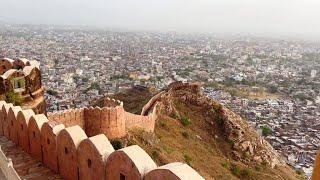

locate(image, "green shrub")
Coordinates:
230 164 241 176
181 131 190 139
261 160 268 167
295 168 304 175
47 89 58 96
180 116 191 126
171 113 180 119
261 125 272 136
152 150 160 159
110 139 123 150
159 121 169 130
184 154 192 165
221 161 229 168
5 91 22 106
216 114 224 127
213 103 222 112
163 145 174 154
255 165 262 171
240 168 253 178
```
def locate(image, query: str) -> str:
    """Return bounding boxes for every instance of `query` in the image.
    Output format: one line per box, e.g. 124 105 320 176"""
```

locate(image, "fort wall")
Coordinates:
0 100 204 180
48 98 156 139
124 110 155 132
48 108 85 129
141 91 164 116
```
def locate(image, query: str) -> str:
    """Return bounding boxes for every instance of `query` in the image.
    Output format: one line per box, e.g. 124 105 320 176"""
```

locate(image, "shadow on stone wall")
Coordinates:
47 98 156 140
0 100 204 180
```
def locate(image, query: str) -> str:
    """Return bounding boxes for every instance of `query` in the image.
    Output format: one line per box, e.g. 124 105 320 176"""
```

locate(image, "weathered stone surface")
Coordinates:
0 58 14 75
28 114 48 161
8 106 22 144
57 126 87 180
41 121 65 172
17 109 35 152
2 103 13 138
105 145 157 180
153 82 285 167
47 98 156 140
0 101 6 135
145 162 205 180
0 136 61 179
78 134 114 180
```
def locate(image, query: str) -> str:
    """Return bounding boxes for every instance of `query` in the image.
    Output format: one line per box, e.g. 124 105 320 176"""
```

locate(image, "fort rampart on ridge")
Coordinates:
0 100 204 180
47 97 156 139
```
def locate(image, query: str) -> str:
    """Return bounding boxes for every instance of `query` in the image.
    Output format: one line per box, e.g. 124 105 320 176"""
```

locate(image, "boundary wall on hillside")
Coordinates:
48 98 156 139
0 100 204 180
141 91 165 116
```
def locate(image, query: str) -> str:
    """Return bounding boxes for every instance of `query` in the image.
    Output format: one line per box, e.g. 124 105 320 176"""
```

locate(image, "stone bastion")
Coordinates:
0 58 46 114
47 97 157 139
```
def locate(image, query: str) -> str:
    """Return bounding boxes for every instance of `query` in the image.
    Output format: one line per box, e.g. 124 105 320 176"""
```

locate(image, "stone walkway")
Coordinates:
0 136 61 180
0 170 5 179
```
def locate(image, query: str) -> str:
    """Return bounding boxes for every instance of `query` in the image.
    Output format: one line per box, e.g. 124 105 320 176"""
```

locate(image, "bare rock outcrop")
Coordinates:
148 82 285 167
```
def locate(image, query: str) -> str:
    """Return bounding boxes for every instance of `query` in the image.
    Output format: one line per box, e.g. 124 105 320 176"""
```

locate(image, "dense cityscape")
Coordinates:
0 24 319 177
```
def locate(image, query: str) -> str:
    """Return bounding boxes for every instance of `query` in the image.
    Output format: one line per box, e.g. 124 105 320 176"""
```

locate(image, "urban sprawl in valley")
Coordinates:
0 24 319 177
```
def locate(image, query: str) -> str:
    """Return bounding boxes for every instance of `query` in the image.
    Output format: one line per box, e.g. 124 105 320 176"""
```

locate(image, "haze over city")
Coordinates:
0 0 320 179
0 0 320 37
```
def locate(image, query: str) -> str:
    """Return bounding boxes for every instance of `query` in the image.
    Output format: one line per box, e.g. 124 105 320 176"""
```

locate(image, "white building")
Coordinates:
311 69 317 78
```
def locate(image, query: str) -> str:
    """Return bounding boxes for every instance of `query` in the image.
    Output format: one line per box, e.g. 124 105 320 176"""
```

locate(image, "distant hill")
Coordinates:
92 85 158 114
96 82 303 179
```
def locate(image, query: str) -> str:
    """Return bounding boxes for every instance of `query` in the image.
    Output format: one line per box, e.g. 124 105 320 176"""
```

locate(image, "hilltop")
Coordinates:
96 82 302 180
93 85 157 114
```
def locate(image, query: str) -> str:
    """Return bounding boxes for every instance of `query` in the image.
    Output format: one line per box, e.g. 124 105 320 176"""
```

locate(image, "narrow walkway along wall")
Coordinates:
0 145 20 180
0 100 205 180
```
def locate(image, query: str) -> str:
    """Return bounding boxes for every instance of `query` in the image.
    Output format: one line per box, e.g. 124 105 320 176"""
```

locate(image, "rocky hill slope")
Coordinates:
98 82 303 179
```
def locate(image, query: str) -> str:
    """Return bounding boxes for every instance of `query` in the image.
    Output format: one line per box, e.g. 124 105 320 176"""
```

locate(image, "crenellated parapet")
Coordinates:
48 108 85 128
0 100 204 180
104 97 123 107
0 58 41 94
47 97 157 139
0 58 39 74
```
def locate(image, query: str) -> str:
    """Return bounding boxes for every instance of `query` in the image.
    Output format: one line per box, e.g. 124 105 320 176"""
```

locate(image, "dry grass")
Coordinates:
110 87 301 180
93 86 156 114
128 98 301 180
225 85 281 100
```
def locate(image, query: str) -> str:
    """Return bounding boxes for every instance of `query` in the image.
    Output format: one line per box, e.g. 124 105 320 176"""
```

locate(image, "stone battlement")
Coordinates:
104 97 123 107
0 100 204 180
47 97 156 139
0 58 40 75
0 58 41 95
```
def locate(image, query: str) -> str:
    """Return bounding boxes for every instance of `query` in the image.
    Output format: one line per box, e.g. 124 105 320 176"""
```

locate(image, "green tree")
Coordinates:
90 82 100 90
5 91 23 106
82 77 89 83
110 139 123 150
47 89 58 96
184 154 192 165
180 116 191 126
261 125 272 136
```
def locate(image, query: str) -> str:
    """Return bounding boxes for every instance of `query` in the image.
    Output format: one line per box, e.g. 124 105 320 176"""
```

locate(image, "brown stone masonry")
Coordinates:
48 99 156 139
0 100 204 180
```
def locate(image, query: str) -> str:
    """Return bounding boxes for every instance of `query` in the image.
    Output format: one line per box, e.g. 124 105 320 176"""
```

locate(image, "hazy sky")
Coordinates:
0 0 319 35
